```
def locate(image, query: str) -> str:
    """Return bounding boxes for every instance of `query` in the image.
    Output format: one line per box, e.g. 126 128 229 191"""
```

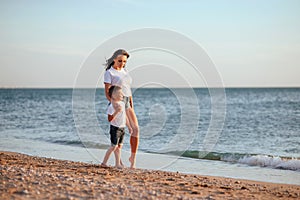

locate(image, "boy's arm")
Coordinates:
108 114 114 122
107 103 122 122
107 109 121 122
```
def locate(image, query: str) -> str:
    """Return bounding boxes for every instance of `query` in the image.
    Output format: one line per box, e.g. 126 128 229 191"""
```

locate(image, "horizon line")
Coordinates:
0 86 299 89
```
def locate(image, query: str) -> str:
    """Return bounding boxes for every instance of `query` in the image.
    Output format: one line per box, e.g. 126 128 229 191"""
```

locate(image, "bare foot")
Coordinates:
129 156 136 169
115 165 124 169
100 163 110 168
120 159 125 168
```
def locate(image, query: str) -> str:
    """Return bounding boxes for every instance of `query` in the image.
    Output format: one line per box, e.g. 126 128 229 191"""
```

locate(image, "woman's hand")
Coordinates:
128 126 133 134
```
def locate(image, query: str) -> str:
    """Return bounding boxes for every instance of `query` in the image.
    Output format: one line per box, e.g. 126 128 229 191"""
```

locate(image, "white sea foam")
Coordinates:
237 155 300 171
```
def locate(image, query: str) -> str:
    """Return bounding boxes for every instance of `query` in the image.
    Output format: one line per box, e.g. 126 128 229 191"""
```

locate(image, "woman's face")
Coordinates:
114 55 127 69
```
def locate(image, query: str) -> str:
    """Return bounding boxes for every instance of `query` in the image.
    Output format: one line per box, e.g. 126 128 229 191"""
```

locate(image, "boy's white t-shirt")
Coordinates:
104 67 132 97
106 101 126 128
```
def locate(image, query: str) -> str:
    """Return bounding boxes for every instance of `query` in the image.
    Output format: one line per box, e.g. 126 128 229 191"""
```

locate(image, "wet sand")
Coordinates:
1 151 299 199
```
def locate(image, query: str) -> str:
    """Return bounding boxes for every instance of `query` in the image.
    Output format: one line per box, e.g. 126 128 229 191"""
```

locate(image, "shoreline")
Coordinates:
1 151 299 199
1 137 300 186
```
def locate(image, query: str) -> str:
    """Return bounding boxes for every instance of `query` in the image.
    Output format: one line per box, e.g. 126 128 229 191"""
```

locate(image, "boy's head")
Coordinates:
108 86 123 101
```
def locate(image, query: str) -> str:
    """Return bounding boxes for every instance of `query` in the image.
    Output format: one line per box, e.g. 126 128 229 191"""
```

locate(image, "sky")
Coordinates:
0 0 300 88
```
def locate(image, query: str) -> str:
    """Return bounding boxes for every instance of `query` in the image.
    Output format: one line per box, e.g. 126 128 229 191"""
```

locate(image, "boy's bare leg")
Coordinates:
114 147 123 168
118 145 125 167
101 146 116 167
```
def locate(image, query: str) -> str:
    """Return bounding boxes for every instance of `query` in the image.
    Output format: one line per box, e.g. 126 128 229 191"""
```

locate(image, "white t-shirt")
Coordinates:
106 101 126 128
104 67 132 97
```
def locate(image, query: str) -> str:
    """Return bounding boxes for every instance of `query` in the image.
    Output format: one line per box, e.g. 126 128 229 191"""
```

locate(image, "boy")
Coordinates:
101 86 132 168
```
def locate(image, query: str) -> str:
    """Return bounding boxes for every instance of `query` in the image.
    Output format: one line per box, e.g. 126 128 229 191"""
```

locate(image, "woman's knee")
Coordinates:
131 125 139 136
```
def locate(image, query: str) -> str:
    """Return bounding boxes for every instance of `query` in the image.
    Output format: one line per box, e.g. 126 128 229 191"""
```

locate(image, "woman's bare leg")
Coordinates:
126 107 139 169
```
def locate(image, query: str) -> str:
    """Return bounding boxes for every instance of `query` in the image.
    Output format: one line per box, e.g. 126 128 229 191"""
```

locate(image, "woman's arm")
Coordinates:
104 83 111 102
129 96 134 109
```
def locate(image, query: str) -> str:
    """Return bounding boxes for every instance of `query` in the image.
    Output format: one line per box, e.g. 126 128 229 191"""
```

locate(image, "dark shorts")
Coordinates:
110 125 125 146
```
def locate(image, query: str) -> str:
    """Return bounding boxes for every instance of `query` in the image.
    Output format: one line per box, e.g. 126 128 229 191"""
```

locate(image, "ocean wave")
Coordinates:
162 150 300 171
51 139 84 147
236 155 300 171
51 139 110 149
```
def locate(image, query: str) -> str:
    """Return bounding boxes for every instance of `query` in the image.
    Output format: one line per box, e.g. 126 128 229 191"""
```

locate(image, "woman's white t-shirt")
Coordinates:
104 67 132 97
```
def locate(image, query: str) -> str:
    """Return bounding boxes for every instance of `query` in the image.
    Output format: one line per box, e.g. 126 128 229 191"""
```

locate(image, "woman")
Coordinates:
103 49 139 169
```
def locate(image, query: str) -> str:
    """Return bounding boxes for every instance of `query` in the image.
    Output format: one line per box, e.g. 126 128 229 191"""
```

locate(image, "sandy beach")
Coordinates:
1 151 299 199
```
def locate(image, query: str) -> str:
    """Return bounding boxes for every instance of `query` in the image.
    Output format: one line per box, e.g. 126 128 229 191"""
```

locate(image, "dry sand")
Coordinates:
1 151 299 199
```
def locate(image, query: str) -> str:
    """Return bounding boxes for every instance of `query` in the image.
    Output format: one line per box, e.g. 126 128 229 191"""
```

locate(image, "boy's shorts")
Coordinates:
110 125 125 146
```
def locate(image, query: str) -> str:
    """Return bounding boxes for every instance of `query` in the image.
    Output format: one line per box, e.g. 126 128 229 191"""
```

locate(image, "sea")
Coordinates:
1 88 300 185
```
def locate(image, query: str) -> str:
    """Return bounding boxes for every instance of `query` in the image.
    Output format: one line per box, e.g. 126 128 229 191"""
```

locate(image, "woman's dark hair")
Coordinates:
105 49 130 70
108 85 122 98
